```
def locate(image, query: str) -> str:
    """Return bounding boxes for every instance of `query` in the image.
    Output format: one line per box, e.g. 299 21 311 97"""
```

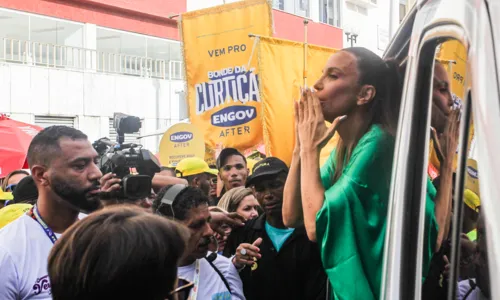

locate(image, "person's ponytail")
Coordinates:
377 58 403 135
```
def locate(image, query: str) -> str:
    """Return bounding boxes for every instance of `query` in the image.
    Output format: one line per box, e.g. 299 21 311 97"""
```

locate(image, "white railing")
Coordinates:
0 38 183 80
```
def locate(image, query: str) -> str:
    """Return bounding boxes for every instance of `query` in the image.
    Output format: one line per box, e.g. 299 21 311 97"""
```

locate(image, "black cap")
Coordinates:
13 176 38 204
246 157 288 187
216 148 246 170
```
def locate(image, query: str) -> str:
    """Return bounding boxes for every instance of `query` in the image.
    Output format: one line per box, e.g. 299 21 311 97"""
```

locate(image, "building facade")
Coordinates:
0 0 343 152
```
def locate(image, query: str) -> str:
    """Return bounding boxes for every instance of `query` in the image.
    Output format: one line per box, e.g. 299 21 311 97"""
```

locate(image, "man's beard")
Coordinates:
50 175 101 213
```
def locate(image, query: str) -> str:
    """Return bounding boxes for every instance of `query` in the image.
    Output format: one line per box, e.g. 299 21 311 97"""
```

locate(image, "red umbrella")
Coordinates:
0 114 42 178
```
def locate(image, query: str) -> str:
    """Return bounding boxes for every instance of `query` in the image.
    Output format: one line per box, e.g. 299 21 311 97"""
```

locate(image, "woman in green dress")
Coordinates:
282 47 438 299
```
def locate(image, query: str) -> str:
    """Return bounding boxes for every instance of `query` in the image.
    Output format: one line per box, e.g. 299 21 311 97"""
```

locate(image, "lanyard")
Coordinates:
179 259 201 300
28 205 58 244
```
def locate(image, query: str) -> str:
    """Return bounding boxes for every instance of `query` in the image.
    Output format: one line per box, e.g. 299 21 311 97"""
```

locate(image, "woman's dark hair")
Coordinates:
154 185 209 221
48 205 189 300
332 48 403 182
1 170 29 191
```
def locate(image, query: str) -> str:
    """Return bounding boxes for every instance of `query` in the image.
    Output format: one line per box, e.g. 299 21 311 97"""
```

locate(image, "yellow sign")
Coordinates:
465 158 479 196
159 123 206 167
180 0 273 151
257 36 339 165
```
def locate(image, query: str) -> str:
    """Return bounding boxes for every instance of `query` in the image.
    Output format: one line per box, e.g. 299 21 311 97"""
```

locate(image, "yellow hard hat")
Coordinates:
176 157 218 177
463 189 480 212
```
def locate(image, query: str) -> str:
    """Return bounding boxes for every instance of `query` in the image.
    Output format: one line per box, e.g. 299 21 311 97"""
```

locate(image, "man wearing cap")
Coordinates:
223 157 327 300
176 157 218 198
217 148 249 199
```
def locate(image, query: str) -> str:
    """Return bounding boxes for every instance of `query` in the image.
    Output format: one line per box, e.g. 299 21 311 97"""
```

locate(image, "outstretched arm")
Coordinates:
300 150 326 241
294 89 345 241
283 150 304 228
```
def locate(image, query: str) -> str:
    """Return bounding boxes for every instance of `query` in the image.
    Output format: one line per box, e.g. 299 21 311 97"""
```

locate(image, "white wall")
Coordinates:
187 0 242 11
342 0 391 56
0 62 185 152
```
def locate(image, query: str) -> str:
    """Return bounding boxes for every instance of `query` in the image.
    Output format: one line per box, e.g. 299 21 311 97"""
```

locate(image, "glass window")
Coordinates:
418 40 488 300
97 27 180 62
0 9 83 67
97 28 147 57
295 0 310 17
0 9 83 47
29 15 83 47
346 2 368 16
320 0 341 27
96 27 181 79
272 0 284 10
274 0 309 18
0 9 29 41
169 42 182 62
147 37 170 60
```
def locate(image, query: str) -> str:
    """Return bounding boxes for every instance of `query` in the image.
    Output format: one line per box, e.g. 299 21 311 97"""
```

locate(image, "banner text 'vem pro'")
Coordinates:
195 65 260 115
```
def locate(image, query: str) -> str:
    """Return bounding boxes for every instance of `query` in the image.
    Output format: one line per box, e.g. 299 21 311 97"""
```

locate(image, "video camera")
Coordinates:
93 113 160 200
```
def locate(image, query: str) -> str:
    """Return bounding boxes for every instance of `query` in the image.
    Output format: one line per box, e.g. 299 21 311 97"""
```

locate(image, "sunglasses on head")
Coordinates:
5 184 16 192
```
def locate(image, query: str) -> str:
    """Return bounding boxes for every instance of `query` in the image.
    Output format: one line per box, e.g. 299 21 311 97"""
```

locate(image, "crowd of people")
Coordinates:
0 46 488 300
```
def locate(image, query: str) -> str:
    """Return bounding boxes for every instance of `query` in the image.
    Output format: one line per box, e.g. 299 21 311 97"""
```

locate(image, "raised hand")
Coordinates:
440 109 460 167
232 238 263 269
295 88 346 154
99 173 121 193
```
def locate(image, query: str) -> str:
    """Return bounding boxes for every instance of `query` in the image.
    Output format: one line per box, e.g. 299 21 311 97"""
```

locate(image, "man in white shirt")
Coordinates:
154 185 245 300
0 126 102 299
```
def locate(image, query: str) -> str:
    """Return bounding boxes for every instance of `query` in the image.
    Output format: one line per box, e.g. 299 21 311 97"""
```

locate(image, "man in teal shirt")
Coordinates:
224 157 327 300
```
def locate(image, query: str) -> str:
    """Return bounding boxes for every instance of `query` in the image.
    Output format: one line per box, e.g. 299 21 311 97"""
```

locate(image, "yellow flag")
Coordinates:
257 36 339 165
180 0 273 151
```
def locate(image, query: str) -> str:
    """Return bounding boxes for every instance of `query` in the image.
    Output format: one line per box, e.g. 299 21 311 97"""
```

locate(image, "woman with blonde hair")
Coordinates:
213 187 260 253
218 187 260 221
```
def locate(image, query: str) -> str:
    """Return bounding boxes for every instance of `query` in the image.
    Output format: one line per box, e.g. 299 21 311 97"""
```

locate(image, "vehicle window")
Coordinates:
420 40 490 300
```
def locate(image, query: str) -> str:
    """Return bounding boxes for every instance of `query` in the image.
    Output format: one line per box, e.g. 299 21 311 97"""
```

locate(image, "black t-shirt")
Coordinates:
223 214 327 300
